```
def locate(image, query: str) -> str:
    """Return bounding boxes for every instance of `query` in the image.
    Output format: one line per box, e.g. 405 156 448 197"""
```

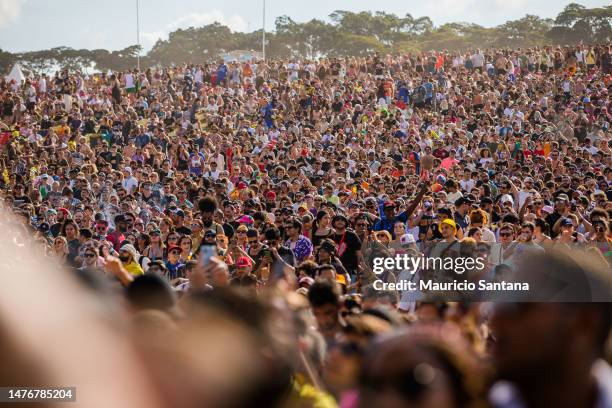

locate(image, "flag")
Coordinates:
0 132 10 145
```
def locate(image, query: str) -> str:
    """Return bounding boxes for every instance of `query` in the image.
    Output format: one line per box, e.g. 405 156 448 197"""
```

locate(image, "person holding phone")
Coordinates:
257 227 295 283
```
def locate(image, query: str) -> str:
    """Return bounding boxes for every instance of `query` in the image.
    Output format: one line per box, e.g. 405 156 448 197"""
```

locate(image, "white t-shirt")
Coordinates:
123 176 139 194
448 191 463 204
38 78 47 93
460 179 475 192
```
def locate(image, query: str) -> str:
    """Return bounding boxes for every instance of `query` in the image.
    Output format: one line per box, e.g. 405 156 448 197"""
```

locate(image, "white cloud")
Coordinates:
140 30 167 50
0 0 24 28
140 10 248 52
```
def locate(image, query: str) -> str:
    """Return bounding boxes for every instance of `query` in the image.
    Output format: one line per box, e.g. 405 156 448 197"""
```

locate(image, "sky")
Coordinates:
0 0 609 53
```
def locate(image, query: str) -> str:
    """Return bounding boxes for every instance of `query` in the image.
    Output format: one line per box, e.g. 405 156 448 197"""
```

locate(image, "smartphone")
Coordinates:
200 244 217 267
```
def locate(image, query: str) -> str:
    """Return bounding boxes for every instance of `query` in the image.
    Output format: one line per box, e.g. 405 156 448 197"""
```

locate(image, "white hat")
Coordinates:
123 167 132 174
500 194 514 204
542 205 554 214
119 244 138 260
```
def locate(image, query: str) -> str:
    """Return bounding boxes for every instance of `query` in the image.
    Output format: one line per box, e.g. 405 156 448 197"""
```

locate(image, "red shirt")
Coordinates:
106 231 125 252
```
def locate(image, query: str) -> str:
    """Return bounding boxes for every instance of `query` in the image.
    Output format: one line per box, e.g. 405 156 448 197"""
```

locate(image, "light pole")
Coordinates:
262 0 266 61
136 0 141 70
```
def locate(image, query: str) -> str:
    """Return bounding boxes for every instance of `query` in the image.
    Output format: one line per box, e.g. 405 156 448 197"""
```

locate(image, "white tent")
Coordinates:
5 63 25 83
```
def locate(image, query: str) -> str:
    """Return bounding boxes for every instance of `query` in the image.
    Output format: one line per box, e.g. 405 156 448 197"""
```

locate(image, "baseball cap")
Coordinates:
556 194 570 202
542 205 554 214
560 218 574 227
298 276 315 287
383 201 396 209
500 194 514 205
455 197 472 206
237 215 254 224
204 230 217 239
235 256 252 267
167 245 181 253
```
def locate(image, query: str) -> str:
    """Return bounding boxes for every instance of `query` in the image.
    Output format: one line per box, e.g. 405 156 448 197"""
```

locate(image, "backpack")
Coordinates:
138 255 150 272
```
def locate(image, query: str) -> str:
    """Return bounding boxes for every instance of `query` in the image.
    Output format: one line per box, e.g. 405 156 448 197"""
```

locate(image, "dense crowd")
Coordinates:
1 44 612 407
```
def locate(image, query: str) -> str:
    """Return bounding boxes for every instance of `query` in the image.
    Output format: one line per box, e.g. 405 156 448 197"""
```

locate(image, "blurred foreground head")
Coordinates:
0 206 164 408
490 249 611 407
140 287 295 408
358 323 488 408
0 206 298 408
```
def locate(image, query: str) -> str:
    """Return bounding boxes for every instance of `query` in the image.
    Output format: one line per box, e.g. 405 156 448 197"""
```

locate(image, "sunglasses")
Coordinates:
168 236 179 241
248 239 258 244
84 253 96 258
169 250 181 255
499 232 512 237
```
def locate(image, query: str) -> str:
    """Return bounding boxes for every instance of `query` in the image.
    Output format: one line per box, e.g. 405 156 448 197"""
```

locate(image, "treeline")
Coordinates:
1 3 610 74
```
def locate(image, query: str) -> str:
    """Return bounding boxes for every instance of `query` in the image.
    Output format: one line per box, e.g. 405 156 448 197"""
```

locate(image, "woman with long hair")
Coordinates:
178 235 193 262
533 218 552 245
163 232 181 260
311 210 333 248
389 221 408 254
52 236 69 263
159 217 175 241
61 219 81 266
136 233 151 254
301 213 314 240
143 229 164 261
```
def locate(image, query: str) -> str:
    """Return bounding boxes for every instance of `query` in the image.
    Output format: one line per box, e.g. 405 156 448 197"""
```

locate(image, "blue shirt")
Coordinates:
263 104 274 128
135 133 151 148
217 64 228 82
423 82 434 98
373 202 409 238
398 86 409 103
165 261 185 281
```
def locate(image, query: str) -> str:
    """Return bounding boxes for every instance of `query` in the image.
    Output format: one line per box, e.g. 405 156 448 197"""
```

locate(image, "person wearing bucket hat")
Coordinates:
439 218 458 242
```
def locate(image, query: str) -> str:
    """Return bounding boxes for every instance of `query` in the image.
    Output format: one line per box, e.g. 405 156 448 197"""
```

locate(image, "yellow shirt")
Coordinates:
124 261 144 276
586 51 596 65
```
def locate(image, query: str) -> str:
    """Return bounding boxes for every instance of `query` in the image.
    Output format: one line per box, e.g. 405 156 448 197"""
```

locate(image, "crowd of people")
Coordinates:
1 43 612 407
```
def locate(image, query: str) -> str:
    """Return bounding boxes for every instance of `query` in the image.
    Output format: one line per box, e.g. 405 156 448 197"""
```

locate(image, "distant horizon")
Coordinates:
0 0 610 53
